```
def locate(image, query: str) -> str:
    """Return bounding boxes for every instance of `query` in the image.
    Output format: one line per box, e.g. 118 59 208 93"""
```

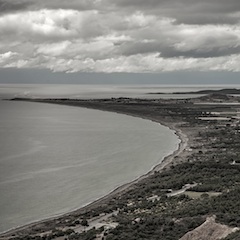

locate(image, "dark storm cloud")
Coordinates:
117 40 240 59
0 0 31 14
109 0 240 12
107 0 240 25
160 46 240 59
1 0 99 12
35 0 97 11
2 0 239 24
118 41 163 56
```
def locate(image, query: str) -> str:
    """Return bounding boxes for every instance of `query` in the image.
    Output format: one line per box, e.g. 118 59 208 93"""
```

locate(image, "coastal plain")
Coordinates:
1 93 240 240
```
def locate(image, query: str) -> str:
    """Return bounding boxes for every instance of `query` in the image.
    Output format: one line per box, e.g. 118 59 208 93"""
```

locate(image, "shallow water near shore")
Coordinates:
0 100 179 233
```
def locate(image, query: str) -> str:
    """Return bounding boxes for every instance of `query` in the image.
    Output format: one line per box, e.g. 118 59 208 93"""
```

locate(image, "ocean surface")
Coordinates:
0 83 239 233
1 83 240 100
0 99 179 233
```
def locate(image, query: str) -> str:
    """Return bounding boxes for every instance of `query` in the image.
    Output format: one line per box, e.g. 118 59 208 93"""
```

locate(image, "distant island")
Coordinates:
149 88 240 95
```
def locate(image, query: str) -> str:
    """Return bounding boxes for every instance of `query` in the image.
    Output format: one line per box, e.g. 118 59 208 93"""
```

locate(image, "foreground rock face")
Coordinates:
179 216 239 240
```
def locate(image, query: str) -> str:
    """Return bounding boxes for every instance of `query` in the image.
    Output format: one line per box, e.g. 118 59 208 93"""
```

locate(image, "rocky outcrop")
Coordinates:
179 216 239 240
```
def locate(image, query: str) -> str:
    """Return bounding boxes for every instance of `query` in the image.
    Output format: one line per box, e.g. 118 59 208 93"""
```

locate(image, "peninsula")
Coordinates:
148 88 240 95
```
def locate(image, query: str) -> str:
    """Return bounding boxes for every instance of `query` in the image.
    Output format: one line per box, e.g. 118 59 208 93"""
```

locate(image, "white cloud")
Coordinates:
174 25 240 52
0 51 19 64
0 9 104 42
28 53 240 73
124 11 158 28
36 41 71 56
0 51 17 59
0 3 240 72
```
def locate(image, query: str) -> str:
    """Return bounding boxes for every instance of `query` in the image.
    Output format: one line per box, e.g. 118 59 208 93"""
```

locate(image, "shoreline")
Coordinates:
0 104 188 239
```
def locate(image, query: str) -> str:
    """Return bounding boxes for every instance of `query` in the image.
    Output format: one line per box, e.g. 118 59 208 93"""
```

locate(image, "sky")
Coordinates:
0 0 240 83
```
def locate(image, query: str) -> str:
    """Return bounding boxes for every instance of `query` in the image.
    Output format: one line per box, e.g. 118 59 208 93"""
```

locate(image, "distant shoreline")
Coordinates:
148 88 240 95
0 99 188 238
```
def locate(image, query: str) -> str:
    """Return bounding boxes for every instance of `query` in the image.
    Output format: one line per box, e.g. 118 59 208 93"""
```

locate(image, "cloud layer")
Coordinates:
0 0 240 72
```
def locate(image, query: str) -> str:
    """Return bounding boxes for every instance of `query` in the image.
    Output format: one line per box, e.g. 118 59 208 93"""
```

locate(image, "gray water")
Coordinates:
0 100 179 233
1 84 240 100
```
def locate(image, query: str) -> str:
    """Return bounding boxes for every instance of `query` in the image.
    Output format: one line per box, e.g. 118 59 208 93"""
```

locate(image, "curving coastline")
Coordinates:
0 102 188 239
3 96 240 239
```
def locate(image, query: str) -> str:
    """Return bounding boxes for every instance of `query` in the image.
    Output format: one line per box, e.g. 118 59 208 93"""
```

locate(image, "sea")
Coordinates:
0 83 239 233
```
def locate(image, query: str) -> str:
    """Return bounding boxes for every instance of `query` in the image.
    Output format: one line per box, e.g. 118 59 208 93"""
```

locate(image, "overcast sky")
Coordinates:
0 0 240 81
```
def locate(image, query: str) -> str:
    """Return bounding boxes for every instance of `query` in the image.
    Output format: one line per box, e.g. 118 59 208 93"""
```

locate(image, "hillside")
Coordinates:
149 88 240 95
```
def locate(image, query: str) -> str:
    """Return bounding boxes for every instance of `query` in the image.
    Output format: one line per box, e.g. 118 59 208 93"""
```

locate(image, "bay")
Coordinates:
0 100 179 233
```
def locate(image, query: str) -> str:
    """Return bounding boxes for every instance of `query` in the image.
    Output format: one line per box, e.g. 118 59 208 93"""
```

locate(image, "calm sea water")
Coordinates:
1 84 240 100
0 100 179 233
